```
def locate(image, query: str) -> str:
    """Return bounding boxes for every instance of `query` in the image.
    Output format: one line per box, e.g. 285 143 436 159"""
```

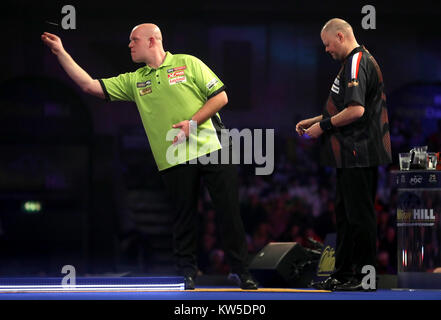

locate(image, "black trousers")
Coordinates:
332 166 378 281
160 153 249 277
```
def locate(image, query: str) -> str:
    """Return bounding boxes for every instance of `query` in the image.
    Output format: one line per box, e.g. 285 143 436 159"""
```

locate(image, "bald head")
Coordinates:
132 23 163 41
129 23 166 66
320 18 359 61
322 18 356 41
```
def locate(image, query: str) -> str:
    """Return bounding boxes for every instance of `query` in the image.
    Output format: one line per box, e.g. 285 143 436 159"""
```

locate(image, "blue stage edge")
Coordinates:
0 277 185 293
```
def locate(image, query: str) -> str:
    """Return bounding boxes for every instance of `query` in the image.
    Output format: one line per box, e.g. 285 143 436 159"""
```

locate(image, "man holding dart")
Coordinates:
296 18 391 291
41 23 257 290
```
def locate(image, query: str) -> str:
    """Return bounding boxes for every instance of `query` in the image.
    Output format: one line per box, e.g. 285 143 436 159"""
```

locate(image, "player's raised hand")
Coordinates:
41 32 65 55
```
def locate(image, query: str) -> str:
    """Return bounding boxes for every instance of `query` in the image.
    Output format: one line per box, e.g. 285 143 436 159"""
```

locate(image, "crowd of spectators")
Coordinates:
195 116 441 277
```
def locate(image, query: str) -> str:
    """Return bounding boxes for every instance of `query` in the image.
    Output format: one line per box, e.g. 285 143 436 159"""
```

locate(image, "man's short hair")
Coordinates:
322 18 353 37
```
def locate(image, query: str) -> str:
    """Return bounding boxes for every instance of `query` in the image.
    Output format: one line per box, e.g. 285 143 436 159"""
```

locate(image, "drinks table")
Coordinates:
391 170 441 288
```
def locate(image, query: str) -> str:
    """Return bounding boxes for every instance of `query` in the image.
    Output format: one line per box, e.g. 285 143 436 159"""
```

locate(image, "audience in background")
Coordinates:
196 115 440 276
1 113 437 276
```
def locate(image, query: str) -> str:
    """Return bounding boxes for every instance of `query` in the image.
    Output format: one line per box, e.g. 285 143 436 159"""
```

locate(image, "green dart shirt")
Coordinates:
99 52 227 171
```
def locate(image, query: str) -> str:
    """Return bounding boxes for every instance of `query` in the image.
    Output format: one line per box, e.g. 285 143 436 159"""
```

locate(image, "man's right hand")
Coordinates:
41 32 64 55
40 32 105 99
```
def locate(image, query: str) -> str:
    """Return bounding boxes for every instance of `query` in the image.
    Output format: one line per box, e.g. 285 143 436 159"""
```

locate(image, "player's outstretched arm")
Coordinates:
41 32 105 99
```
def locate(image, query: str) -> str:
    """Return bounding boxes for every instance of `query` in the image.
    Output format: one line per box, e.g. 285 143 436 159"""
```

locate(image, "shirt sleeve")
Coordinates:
344 52 367 107
99 72 135 102
189 56 225 100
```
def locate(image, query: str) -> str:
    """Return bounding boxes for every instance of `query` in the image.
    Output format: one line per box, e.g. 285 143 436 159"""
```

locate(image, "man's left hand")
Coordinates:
305 122 324 139
172 120 190 145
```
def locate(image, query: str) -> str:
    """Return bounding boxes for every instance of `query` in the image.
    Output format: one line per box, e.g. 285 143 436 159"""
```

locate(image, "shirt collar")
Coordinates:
143 51 173 75
161 51 173 68
343 45 364 63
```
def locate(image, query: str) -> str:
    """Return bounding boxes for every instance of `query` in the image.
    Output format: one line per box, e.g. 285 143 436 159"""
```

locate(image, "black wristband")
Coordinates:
319 118 334 131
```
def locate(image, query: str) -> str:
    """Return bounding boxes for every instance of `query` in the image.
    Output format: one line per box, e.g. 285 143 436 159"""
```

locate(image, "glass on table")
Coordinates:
427 152 438 170
399 153 411 171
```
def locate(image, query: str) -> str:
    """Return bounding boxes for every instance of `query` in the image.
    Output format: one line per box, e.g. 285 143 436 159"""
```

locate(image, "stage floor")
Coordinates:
1 278 440 318
1 288 441 300
0 276 440 300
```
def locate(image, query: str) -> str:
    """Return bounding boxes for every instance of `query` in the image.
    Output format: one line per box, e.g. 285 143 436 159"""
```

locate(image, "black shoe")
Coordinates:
334 278 376 291
184 276 195 290
237 273 258 290
310 276 344 291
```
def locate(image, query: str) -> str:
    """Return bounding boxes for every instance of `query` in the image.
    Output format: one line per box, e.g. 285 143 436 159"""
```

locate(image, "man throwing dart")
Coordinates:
41 24 257 290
